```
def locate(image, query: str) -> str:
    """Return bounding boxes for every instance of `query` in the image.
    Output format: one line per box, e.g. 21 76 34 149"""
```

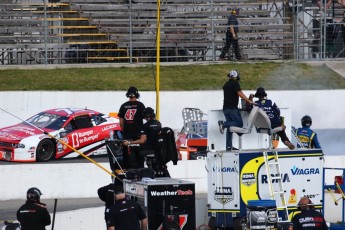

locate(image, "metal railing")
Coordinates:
0 0 344 65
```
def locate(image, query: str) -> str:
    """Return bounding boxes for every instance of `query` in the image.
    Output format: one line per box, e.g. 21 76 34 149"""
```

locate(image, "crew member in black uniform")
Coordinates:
118 86 145 169
251 87 295 150
123 107 162 152
17 187 51 230
123 107 163 174
290 196 328 230
107 186 147 230
218 70 255 150
98 183 115 229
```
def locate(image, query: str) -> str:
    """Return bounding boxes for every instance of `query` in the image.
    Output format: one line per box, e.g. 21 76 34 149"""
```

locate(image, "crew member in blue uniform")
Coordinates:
295 115 321 148
251 87 295 150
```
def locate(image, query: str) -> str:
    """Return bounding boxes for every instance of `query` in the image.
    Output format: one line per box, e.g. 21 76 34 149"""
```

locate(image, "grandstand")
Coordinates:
0 0 344 64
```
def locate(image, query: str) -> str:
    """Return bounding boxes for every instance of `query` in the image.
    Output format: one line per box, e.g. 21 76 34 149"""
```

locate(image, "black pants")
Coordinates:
220 31 241 60
122 133 144 169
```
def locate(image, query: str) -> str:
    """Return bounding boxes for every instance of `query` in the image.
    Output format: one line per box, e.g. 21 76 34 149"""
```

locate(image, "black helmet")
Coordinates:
301 115 312 127
227 70 240 81
126 86 140 99
254 87 267 98
27 187 42 201
143 107 155 119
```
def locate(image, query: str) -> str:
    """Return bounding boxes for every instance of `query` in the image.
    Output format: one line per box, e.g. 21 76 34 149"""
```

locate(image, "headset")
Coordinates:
126 86 140 99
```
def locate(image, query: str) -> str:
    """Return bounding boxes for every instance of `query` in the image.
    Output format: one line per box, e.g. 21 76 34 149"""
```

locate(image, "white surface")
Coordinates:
208 108 292 150
0 90 344 130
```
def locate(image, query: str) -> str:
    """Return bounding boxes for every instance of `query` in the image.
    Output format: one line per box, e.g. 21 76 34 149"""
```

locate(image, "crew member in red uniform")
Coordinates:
17 187 51 230
118 86 145 169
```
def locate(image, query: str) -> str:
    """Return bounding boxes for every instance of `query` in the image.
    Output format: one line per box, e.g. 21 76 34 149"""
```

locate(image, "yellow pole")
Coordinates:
45 132 117 178
156 0 161 120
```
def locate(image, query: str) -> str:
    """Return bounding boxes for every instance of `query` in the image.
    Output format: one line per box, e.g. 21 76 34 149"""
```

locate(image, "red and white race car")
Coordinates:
0 108 121 162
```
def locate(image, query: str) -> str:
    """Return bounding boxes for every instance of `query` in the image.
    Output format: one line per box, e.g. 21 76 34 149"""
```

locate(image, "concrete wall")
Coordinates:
0 90 344 130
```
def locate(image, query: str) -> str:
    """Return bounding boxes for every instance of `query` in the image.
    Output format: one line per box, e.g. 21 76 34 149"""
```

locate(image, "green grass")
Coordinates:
0 62 344 90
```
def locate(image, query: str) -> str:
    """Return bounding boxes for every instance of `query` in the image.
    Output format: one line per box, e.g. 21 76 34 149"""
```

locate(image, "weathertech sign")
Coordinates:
150 190 193 196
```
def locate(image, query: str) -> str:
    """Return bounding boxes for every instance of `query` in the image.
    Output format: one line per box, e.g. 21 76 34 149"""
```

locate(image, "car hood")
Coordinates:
0 124 50 142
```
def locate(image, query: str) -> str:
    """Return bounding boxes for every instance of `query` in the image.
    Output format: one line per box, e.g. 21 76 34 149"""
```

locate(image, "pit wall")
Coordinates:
0 90 344 129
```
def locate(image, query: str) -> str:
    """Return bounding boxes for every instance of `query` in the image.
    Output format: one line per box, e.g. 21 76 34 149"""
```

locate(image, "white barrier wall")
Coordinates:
1 156 344 227
0 90 344 130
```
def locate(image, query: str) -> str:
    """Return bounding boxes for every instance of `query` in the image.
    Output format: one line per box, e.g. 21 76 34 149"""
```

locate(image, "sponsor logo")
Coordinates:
214 187 233 204
261 173 290 184
305 194 319 199
0 132 21 140
71 131 99 148
157 214 188 230
3 126 36 136
212 166 236 173
150 190 193 196
101 124 117 131
291 166 320 175
242 173 256 187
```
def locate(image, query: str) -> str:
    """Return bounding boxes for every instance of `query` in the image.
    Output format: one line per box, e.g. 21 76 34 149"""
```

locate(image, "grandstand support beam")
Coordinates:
156 0 161 120
44 0 48 65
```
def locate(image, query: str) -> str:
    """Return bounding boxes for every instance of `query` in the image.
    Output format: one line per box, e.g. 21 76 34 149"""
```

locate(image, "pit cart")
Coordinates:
206 109 325 229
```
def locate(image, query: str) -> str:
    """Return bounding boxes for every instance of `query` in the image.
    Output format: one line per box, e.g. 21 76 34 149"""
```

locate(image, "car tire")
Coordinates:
36 139 55 162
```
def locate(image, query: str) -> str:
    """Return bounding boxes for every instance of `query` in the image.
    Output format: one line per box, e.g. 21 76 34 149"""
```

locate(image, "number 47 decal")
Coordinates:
157 214 188 230
125 109 137 121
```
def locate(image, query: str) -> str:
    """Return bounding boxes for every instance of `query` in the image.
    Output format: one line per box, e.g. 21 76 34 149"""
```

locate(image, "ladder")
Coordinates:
263 150 290 222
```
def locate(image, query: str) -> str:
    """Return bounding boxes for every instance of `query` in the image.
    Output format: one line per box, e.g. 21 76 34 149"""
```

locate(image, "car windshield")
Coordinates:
24 112 68 130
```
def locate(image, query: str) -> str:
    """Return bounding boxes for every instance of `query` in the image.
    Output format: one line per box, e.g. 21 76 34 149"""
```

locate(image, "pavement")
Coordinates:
299 59 345 78
0 198 104 229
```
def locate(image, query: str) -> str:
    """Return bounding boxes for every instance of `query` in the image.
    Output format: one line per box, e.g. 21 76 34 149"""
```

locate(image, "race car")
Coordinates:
0 108 121 162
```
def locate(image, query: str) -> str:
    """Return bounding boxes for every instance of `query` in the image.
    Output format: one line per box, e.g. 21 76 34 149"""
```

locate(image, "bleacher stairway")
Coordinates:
0 0 294 64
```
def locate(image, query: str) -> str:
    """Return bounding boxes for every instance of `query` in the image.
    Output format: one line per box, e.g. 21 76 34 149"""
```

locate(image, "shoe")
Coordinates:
284 141 295 150
218 120 224 134
218 57 226 61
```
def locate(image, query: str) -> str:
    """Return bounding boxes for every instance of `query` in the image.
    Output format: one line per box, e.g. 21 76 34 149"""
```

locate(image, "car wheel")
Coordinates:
36 139 55 162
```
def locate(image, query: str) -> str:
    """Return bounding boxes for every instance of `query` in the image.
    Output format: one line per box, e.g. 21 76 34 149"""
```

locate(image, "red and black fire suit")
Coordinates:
17 200 51 230
291 209 328 230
